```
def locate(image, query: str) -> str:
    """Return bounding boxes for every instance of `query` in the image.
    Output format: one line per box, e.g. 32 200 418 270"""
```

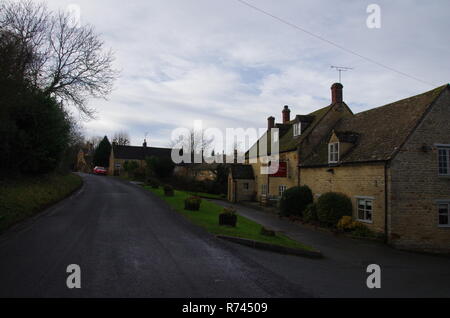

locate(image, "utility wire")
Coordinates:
235 0 437 87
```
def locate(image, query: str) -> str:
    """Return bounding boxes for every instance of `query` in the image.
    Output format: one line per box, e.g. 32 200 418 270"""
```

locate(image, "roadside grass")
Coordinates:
186 191 224 200
0 173 82 233
144 186 314 251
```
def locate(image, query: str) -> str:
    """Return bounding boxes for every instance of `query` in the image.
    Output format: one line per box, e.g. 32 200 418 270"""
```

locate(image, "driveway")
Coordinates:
212 200 450 297
0 173 307 297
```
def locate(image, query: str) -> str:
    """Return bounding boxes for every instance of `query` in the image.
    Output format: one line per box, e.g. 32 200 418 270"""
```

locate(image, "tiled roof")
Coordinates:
247 104 333 158
113 145 172 160
301 84 448 166
229 164 254 180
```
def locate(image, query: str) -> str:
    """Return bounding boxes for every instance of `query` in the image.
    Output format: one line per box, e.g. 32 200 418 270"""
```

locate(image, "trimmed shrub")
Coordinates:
303 203 318 223
219 207 237 227
279 186 313 217
184 196 202 211
163 184 174 196
316 192 352 227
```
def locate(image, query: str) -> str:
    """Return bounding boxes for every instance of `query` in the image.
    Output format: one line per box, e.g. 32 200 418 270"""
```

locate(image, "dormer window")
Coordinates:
293 122 301 136
329 142 339 163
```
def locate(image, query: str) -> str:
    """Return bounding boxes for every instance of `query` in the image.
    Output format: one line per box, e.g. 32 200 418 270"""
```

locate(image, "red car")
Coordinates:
93 166 108 175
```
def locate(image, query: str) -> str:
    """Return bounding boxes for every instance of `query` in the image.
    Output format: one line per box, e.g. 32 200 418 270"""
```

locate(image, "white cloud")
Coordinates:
43 0 450 147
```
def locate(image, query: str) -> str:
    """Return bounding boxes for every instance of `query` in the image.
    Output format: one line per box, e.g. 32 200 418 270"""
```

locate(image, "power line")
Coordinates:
235 0 437 87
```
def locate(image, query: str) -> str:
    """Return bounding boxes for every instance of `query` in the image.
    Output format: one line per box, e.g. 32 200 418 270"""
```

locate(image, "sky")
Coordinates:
43 0 449 148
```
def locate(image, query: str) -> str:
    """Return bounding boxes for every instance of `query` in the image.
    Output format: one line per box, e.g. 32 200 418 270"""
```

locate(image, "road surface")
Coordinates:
0 173 308 297
1 173 449 298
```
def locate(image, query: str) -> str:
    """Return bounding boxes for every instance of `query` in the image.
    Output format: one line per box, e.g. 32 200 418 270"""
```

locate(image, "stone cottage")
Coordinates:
230 83 450 253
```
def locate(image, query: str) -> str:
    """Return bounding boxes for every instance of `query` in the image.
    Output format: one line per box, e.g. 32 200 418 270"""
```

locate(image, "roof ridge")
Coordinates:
353 84 447 117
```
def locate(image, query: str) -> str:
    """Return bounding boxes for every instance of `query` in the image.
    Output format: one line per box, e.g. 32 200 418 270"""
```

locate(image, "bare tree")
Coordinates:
170 129 215 163
87 135 103 150
0 0 118 117
112 131 130 146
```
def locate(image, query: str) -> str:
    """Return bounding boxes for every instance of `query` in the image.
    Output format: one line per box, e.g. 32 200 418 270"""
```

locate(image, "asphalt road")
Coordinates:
0 173 309 297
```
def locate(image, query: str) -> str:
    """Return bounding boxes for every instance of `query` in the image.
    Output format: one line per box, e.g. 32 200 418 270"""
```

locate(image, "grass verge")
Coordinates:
186 191 224 200
145 186 315 251
0 173 83 233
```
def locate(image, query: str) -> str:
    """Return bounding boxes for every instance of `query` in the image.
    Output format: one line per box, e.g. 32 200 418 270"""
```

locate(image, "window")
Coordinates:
243 183 249 190
357 198 373 223
438 146 450 176
261 184 267 195
438 202 450 227
293 122 301 136
279 185 287 197
328 142 339 163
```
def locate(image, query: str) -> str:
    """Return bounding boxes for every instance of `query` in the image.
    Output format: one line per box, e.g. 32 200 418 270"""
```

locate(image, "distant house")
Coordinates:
108 140 172 176
231 83 450 253
228 164 255 202
76 142 94 173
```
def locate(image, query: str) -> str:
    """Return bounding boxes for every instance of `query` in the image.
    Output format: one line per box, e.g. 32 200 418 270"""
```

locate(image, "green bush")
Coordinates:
133 167 146 181
184 196 202 211
279 186 313 217
303 203 318 223
316 192 352 227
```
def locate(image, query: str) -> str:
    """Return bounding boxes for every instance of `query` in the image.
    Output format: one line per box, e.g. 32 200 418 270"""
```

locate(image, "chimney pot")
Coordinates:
282 105 291 123
267 116 275 130
331 83 343 104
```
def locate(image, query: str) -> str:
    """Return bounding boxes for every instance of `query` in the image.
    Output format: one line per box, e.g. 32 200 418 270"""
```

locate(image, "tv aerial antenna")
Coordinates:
331 65 353 83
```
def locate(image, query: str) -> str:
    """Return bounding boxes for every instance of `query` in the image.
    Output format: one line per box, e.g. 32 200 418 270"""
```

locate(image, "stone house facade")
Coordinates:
228 164 255 202
229 83 450 253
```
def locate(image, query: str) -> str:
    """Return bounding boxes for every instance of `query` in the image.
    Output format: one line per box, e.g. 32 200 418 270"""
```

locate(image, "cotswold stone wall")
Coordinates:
389 89 450 253
249 151 299 200
301 163 386 233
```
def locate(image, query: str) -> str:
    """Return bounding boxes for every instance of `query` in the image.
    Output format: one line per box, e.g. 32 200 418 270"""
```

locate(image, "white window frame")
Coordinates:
436 200 450 228
293 122 301 137
261 184 267 196
436 144 450 176
278 185 287 197
328 142 339 163
356 196 374 224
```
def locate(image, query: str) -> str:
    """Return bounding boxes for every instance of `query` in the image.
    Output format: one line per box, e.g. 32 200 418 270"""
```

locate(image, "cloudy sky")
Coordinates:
44 0 449 148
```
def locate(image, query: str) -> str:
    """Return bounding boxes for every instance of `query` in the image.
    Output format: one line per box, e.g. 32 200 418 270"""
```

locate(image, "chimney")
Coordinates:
282 105 291 123
267 116 275 130
331 83 343 104
143 139 147 148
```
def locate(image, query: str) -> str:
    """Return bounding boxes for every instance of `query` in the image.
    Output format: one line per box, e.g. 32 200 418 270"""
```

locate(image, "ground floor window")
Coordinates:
278 185 287 197
261 184 267 195
356 197 373 223
243 183 249 190
438 202 450 227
